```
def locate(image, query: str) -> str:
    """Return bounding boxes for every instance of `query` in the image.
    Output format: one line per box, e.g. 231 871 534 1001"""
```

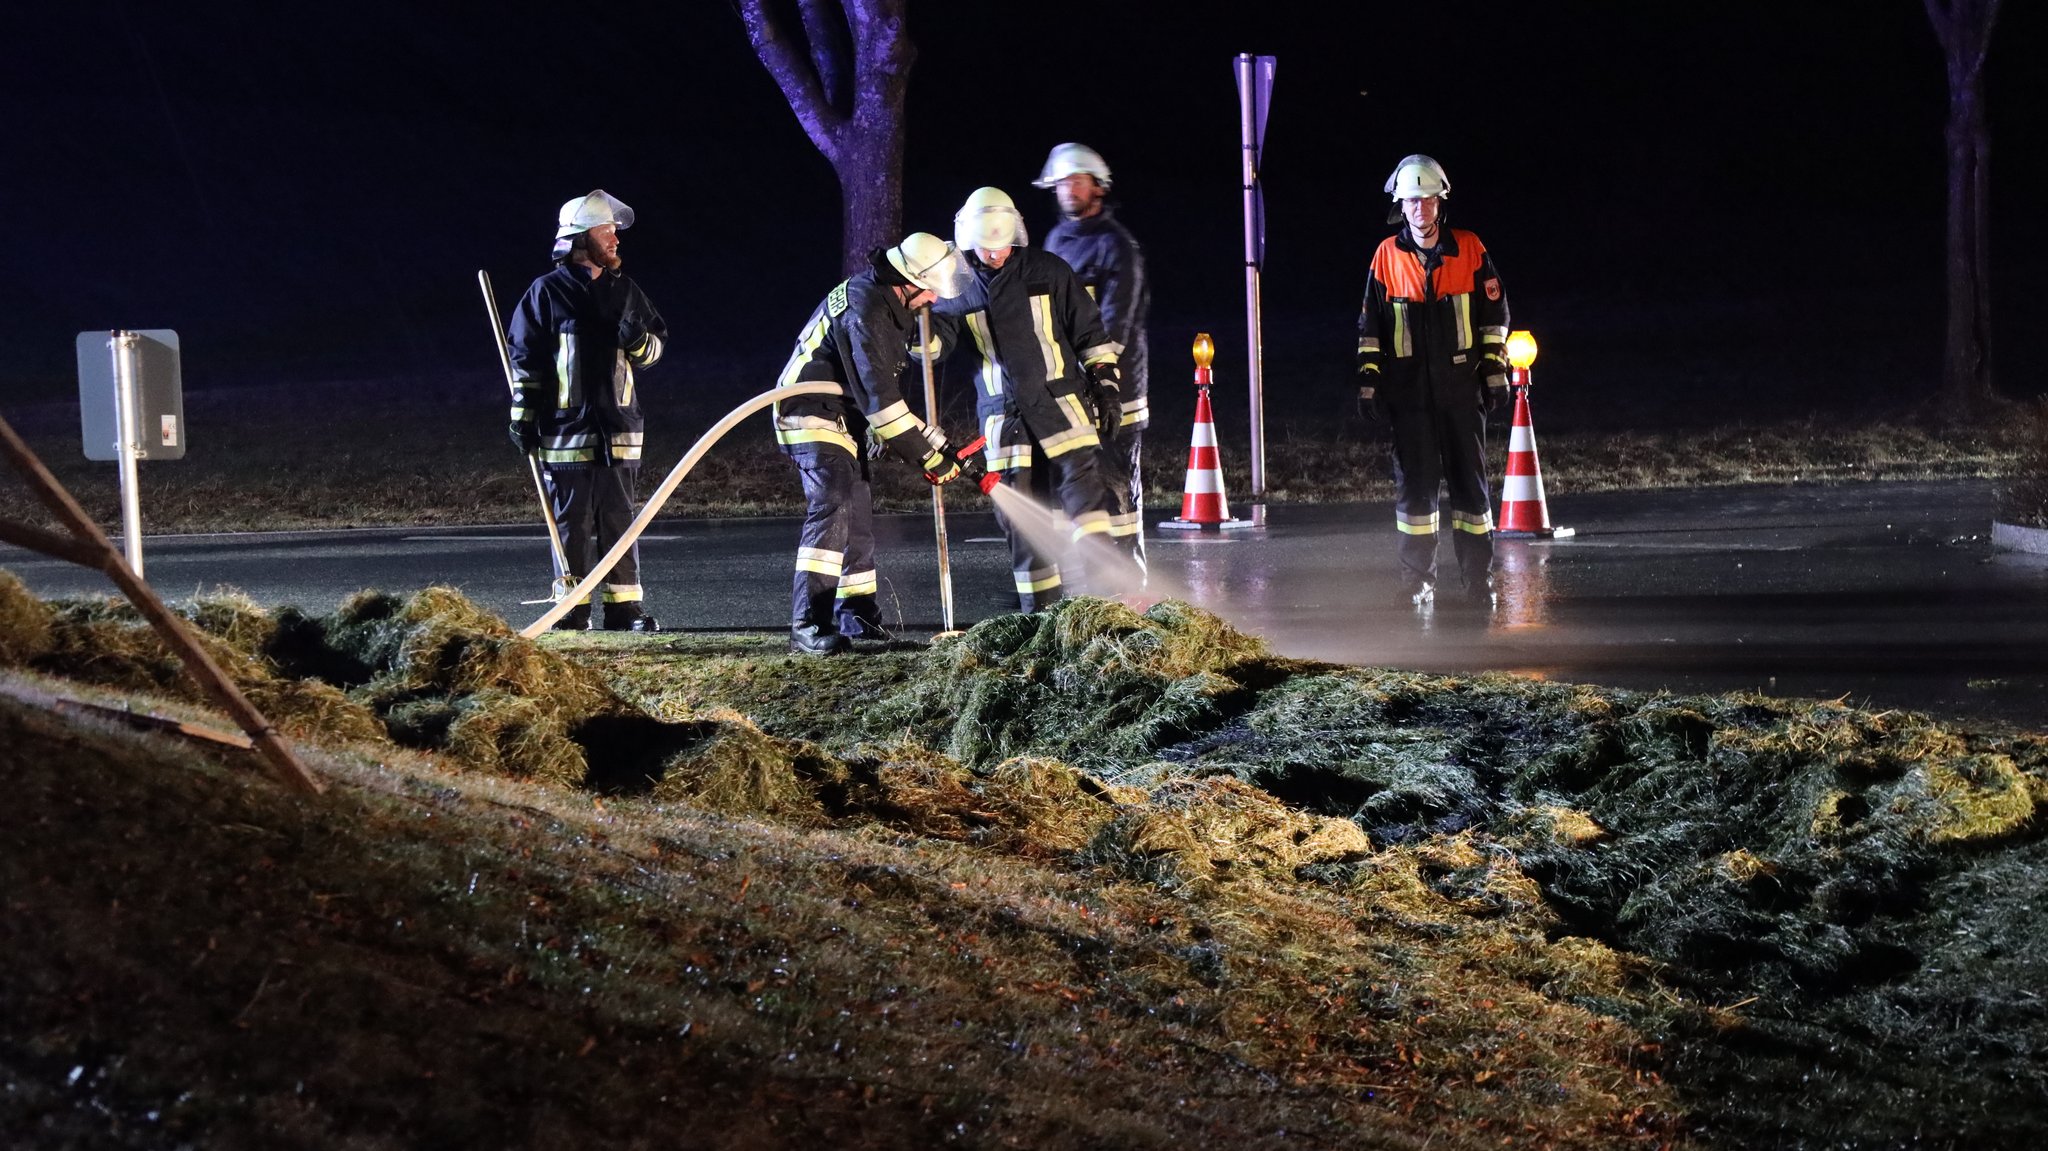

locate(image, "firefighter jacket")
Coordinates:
772 250 950 474
507 263 667 467
918 247 1119 472
1355 228 1510 410
1044 206 1150 432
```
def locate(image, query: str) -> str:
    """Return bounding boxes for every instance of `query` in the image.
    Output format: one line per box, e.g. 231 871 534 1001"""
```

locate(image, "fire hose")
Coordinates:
518 381 842 638
514 379 996 640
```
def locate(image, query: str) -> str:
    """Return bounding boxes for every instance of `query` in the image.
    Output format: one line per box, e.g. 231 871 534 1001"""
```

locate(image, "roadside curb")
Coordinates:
1992 520 2048 555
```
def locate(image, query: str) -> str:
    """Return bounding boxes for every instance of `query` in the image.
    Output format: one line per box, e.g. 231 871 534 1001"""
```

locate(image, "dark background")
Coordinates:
3 1 2041 433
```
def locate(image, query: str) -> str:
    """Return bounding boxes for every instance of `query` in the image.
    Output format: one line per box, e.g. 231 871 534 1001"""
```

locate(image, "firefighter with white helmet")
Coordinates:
771 232 970 654
918 186 1138 611
1355 154 1512 608
1035 143 1151 573
507 189 668 631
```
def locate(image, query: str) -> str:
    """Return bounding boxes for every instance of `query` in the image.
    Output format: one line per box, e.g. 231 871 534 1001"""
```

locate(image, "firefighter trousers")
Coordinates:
541 461 642 604
995 437 1138 612
791 447 883 631
1099 429 1146 572
1388 403 1494 589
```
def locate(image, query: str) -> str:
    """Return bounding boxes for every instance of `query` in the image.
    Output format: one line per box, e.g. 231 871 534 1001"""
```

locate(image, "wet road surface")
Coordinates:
5 479 2043 730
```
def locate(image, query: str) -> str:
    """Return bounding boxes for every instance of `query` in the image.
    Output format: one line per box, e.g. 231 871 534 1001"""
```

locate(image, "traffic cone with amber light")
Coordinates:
1495 330 1574 539
1160 333 1252 532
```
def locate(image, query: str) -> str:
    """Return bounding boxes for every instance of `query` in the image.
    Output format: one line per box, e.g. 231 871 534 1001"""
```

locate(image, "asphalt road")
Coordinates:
5 479 2044 731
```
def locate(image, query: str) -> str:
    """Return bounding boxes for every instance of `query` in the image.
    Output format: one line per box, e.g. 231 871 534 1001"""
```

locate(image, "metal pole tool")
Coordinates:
477 270 572 600
919 307 960 635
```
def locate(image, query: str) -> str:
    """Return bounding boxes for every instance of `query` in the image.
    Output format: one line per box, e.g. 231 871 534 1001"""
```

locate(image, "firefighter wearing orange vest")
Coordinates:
1356 155 1511 608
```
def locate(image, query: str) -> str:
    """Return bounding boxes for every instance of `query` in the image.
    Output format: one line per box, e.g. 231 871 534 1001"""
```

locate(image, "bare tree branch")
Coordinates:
797 0 852 112
737 0 845 162
736 0 913 272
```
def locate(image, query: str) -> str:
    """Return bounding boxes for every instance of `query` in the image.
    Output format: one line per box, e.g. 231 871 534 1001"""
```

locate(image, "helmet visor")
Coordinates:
890 238 967 300
556 190 635 238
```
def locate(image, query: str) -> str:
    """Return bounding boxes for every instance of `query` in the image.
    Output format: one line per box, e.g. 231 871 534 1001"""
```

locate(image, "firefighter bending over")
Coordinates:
1356 155 1511 609
920 187 1137 612
507 190 669 632
773 233 969 655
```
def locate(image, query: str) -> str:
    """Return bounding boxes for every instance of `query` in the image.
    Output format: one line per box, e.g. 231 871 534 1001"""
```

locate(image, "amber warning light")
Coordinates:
1506 329 1539 370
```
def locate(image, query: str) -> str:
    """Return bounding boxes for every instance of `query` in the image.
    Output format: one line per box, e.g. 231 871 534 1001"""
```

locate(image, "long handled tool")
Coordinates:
918 306 962 636
477 270 572 601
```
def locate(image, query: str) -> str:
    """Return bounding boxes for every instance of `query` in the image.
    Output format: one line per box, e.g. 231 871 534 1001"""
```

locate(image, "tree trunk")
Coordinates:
1924 0 2002 419
737 0 913 275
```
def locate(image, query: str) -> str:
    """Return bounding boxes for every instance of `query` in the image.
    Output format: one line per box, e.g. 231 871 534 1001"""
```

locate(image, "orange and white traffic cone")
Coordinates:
1160 333 1251 531
1495 367 1573 539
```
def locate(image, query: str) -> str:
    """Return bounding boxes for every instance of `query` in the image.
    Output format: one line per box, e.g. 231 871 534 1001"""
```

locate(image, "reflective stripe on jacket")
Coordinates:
1356 228 1509 410
773 253 946 473
918 247 1118 468
1044 206 1150 431
507 264 666 466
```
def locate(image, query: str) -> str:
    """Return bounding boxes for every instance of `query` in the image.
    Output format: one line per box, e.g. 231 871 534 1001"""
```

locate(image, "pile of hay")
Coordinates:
275 588 624 787
869 598 1294 771
0 571 55 665
643 595 2048 1143
0 578 382 743
0 580 643 786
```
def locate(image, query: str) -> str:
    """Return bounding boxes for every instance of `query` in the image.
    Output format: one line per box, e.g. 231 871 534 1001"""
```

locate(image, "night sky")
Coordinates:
4 2 2042 428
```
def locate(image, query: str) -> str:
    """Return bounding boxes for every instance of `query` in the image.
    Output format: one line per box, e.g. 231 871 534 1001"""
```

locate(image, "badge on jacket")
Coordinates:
1484 278 1501 301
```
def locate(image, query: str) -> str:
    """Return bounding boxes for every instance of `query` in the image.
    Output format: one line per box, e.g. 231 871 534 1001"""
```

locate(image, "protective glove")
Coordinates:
1357 384 1385 424
1480 363 1511 414
1087 362 1123 443
1356 362 1384 423
617 316 647 354
509 419 540 454
919 444 962 486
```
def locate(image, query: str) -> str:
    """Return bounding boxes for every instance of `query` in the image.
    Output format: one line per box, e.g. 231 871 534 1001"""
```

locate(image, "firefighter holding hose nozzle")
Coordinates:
918 187 1137 613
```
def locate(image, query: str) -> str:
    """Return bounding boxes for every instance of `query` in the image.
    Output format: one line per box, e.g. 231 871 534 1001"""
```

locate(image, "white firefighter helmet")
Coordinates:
555 189 635 239
886 232 964 299
1032 142 1112 190
954 186 1028 253
1385 155 1450 201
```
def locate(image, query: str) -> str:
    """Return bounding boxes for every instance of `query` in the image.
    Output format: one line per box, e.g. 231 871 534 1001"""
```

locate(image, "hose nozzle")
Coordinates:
951 434 1002 494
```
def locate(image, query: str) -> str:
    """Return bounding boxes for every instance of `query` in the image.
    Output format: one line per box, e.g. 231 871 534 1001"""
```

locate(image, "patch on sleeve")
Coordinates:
826 281 850 318
1484 277 1501 301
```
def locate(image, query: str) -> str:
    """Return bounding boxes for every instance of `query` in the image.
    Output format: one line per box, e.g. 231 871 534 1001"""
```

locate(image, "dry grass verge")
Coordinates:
3 582 2046 1147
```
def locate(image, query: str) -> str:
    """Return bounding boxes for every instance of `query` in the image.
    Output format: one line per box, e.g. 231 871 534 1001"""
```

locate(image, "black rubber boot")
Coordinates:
1400 579 1434 608
603 603 662 633
789 623 850 655
1456 575 1496 609
552 604 593 631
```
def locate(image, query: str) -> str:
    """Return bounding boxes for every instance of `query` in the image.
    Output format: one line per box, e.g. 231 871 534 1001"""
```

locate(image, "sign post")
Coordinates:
1234 53 1276 527
77 329 184 577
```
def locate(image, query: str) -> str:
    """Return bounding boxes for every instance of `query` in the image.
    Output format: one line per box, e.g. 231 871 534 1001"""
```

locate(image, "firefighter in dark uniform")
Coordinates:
919 187 1135 612
1036 143 1151 572
508 190 668 631
773 233 968 655
1356 155 1511 608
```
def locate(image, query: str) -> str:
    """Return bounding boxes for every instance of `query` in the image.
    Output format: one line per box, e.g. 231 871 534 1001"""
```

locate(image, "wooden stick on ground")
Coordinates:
0 411 323 795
